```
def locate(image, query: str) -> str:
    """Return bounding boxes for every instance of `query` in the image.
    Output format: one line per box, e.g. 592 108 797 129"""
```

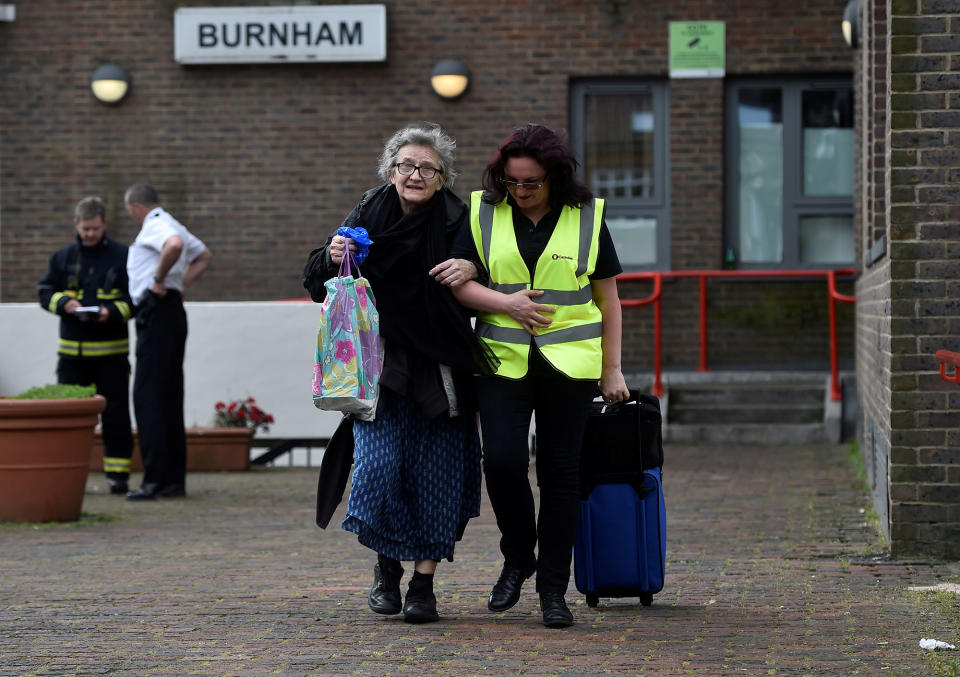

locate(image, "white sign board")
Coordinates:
174 5 387 64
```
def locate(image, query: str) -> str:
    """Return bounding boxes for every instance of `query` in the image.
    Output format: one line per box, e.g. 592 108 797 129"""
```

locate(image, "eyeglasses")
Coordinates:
503 177 546 192
394 162 442 180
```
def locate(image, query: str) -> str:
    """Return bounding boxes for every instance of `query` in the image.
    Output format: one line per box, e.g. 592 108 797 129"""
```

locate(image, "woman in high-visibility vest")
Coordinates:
450 123 630 628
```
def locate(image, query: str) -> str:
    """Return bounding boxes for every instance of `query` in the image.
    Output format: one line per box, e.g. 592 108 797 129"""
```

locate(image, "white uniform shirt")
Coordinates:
127 207 207 305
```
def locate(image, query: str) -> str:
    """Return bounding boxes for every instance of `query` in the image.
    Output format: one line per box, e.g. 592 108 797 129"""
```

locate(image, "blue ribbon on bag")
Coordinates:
336 226 373 264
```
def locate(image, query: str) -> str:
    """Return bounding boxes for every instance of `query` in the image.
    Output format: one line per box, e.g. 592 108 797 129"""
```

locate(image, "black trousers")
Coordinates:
57 354 133 479
476 347 596 593
133 291 187 489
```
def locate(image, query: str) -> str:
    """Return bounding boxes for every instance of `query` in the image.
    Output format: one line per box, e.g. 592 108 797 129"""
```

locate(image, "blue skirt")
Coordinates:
342 388 481 562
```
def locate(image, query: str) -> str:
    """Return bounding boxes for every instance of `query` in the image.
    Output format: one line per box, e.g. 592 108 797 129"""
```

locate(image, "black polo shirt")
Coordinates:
449 196 623 281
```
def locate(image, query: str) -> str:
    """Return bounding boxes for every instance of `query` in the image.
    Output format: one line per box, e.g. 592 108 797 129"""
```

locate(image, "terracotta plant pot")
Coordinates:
89 427 253 472
0 395 105 522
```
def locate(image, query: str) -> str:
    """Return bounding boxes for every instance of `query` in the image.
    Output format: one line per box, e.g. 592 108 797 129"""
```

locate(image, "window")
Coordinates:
571 81 670 269
725 79 854 268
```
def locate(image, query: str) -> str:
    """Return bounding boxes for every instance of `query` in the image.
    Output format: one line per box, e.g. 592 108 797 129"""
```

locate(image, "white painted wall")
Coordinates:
0 301 342 440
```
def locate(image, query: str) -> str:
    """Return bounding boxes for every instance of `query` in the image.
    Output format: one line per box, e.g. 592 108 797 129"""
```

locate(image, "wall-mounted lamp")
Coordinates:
90 64 132 105
841 0 858 49
430 59 470 100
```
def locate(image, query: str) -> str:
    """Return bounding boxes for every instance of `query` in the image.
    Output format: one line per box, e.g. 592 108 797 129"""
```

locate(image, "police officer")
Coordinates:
38 196 135 494
124 183 212 501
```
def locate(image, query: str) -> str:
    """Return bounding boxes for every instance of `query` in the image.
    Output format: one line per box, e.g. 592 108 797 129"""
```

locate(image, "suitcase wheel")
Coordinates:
640 592 653 607
585 593 599 608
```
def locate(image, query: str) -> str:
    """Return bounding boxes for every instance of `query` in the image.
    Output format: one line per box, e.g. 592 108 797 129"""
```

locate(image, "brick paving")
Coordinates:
1 443 959 676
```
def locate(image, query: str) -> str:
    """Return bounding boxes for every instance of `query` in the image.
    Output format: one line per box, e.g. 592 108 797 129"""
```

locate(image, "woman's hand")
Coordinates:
506 289 555 336
600 366 630 403
328 235 358 265
429 258 477 288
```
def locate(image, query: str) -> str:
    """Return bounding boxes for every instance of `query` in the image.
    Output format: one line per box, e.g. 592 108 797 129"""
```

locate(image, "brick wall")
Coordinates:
1 0 853 370
857 0 960 559
857 0 894 542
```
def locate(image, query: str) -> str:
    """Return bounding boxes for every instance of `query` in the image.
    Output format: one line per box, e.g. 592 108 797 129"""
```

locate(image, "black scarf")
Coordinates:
356 185 497 376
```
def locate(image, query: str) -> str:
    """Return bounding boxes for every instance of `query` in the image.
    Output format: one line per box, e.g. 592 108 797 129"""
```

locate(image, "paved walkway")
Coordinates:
2 443 958 676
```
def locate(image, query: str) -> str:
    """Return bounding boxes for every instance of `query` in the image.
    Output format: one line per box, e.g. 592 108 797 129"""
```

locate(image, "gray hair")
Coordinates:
124 182 159 207
74 196 106 223
377 123 458 188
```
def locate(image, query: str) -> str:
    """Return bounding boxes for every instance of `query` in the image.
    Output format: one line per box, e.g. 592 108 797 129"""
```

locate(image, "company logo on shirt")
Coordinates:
551 253 574 261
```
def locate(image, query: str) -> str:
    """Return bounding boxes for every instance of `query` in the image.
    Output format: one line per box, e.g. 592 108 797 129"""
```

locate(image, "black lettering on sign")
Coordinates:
269 22 288 46
315 22 334 45
222 23 241 47
199 23 217 47
292 21 311 46
340 21 362 45
246 23 265 47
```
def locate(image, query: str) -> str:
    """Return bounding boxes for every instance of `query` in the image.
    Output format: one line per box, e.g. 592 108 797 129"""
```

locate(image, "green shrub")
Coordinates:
13 383 97 399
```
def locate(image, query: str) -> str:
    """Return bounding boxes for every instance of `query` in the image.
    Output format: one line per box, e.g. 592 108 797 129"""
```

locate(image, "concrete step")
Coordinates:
621 371 849 445
670 383 823 406
664 422 830 445
668 402 823 425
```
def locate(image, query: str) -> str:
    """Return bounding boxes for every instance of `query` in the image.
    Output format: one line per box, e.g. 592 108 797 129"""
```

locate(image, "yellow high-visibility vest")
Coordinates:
469 192 603 380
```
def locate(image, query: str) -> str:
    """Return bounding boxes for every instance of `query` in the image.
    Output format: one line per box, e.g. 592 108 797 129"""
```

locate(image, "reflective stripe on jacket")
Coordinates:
57 337 130 357
469 191 603 380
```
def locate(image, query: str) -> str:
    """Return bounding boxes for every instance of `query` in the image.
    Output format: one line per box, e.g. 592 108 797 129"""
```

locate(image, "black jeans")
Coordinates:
133 291 187 489
58 354 133 478
476 346 595 593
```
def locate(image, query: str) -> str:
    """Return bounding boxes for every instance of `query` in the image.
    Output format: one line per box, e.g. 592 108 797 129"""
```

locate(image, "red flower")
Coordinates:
212 397 274 434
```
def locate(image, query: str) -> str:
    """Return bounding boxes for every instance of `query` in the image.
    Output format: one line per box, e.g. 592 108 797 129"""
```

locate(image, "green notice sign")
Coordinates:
669 22 725 78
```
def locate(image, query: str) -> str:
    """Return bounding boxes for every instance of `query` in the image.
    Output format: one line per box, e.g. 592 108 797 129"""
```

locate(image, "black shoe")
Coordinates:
126 483 159 501
106 477 129 495
157 484 186 498
403 583 439 624
368 561 403 615
488 564 535 612
540 592 574 628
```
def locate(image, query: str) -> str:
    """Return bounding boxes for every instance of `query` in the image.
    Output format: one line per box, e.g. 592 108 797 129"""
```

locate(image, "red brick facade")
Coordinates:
1 0 853 371
855 0 960 558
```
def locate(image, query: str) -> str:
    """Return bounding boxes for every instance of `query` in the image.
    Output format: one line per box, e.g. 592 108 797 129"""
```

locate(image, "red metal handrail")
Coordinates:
617 268 857 400
935 350 960 387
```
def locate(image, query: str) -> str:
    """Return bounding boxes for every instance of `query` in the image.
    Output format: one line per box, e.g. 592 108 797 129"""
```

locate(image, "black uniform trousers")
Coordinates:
133 291 187 490
57 354 133 479
476 345 596 594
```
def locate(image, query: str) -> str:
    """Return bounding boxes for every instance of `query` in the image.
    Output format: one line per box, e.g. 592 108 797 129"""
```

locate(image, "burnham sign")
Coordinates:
174 5 387 64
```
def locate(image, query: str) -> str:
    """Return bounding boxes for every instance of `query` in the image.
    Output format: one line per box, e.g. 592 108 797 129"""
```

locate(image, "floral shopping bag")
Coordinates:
312 239 382 421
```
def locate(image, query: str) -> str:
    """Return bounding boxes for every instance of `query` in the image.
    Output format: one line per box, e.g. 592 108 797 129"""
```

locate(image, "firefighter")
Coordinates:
38 196 135 494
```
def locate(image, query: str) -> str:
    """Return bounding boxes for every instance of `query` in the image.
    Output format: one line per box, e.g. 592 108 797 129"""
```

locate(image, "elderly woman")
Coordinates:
449 123 630 628
303 123 496 624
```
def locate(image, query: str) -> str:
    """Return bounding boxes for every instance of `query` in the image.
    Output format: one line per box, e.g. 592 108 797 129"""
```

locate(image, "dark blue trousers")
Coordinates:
133 291 187 489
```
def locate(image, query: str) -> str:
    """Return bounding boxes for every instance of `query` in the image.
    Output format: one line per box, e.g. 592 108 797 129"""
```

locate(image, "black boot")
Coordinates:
539 591 574 628
403 571 439 624
105 473 129 495
488 564 535 612
368 554 403 615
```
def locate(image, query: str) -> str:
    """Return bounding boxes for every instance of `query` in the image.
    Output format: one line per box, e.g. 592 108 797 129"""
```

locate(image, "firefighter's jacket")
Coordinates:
37 235 133 358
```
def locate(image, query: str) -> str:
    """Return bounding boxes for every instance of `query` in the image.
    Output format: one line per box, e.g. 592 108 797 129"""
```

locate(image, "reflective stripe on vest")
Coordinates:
470 192 604 380
58 337 129 357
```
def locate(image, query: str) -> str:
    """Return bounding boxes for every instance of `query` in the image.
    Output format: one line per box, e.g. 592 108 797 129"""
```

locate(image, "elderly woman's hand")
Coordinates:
429 258 477 288
328 235 358 265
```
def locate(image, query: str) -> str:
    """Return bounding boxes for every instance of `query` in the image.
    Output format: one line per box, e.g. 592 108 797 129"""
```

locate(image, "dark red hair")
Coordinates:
481 123 593 209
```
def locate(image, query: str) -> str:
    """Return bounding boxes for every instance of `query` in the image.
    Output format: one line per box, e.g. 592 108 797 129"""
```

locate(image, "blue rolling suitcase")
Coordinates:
574 391 666 607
